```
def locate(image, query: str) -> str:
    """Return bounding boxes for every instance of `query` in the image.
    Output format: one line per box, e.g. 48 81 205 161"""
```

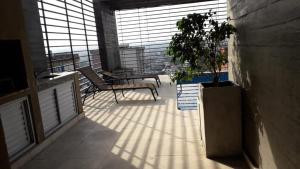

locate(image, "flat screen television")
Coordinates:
0 40 28 97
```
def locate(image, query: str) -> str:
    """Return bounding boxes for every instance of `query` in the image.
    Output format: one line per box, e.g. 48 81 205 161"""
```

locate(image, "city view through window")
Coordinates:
38 0 227 75
115 0 227 75
38 0 100 73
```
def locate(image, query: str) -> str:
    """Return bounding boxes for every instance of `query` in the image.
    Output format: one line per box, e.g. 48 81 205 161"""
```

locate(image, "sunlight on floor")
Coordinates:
22 76 248 169
81 76 246 169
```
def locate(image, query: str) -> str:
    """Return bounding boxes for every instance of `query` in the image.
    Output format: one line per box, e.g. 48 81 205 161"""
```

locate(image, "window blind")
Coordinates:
115 0 227 75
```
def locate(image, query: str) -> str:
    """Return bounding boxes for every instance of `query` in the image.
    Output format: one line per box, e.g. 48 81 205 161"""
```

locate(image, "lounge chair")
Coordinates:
100 70 162 87
78 67 158 104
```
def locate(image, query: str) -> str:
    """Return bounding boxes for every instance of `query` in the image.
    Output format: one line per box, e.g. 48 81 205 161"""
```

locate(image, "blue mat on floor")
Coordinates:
176 72 228 110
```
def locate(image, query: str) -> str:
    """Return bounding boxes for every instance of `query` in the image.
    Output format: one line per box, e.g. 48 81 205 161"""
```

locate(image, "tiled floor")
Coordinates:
22 76 248 169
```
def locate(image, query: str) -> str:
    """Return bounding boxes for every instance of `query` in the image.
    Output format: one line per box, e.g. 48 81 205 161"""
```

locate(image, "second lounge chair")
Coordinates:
78 67 158 104
100 70 162 87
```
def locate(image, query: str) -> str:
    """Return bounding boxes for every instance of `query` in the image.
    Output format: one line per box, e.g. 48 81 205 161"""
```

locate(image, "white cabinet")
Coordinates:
0 97 34 159
38 80 77 135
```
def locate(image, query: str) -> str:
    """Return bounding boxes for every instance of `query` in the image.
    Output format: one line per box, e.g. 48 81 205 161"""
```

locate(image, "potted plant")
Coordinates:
168 11 242 158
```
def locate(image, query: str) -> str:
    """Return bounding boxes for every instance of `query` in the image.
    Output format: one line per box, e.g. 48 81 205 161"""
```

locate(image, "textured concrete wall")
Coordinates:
94 1 121 71
21 0 48 75
228 0 300 168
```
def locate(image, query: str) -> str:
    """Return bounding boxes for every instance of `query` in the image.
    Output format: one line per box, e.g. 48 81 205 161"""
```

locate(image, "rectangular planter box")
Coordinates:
198 81 242 158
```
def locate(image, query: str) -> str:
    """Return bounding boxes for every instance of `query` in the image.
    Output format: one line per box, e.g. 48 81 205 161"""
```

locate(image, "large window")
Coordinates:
115 0 227 74
38 0 101 73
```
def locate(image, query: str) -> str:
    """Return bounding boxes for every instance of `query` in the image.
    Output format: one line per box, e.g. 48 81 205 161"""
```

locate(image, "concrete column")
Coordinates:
93 1 121 71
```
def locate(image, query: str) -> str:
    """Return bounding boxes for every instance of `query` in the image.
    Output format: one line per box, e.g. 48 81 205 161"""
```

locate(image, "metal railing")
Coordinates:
38 0 101 72
38 0 101 96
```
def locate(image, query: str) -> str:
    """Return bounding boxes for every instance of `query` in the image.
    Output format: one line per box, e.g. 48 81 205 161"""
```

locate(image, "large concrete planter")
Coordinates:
198 81 242 158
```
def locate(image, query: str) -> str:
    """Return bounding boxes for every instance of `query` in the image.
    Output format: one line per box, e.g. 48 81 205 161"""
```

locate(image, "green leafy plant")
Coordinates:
167 11 236 86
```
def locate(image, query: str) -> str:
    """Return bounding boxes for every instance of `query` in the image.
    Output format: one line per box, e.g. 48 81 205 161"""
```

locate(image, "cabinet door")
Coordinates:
38 87 60 134
0 98 34 159
56 81 77 123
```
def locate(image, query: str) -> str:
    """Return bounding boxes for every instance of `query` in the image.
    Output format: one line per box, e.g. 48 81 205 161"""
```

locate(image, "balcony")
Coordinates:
1 0 299 168
21 76 248 169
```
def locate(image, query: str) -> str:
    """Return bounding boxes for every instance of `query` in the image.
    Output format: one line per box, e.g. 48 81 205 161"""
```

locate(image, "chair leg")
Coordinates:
92 88 96 99
82 95 87 105
150 89 156 101
122 90 125 97
158 77 162 85
83 85 92 105
154 87 159 96
155 78 159 88
113 90 118 103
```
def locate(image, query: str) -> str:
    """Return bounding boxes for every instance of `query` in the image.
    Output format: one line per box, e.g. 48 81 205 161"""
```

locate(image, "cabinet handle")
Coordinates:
53 89 62 123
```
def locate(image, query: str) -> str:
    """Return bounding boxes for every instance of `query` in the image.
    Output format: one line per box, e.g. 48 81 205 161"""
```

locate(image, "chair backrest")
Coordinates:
100 70 121 79
78 67 108 90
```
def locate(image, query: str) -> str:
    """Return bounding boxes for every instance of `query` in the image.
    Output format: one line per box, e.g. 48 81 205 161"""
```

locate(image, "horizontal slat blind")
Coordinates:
115 0 227 75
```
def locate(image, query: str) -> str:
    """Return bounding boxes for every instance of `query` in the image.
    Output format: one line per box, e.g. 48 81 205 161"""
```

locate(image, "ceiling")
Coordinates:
94 0 213 10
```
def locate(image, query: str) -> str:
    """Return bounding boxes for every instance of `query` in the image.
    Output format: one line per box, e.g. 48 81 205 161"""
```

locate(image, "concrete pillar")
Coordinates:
93 1 121 71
